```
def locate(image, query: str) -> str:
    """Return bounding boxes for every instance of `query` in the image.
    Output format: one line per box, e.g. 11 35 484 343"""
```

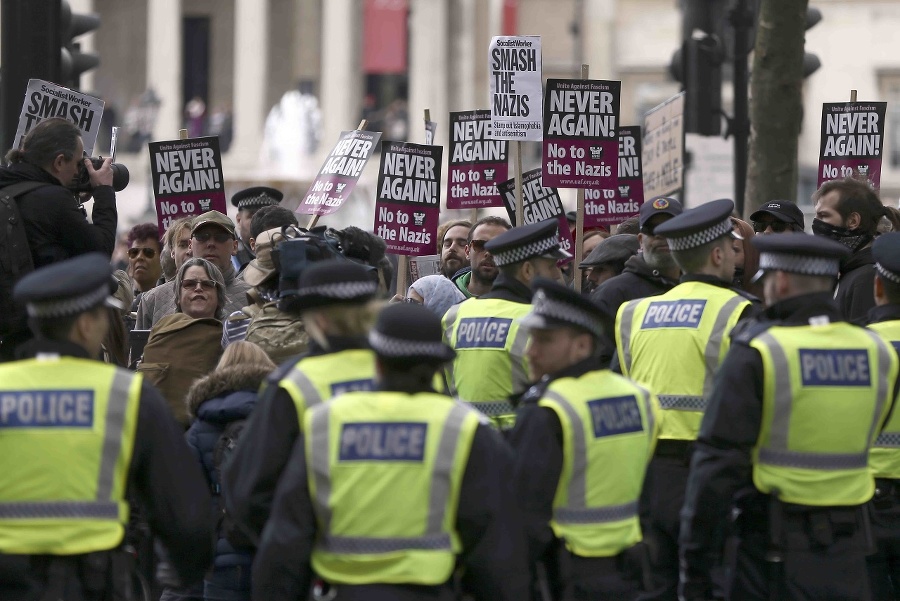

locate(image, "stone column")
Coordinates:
231 0 268 163
408 0 450 147
146 0 182 139
320 0 362 144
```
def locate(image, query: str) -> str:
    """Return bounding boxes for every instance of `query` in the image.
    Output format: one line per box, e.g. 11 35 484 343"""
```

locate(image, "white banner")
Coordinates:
488 35 543 142
14 79 105 155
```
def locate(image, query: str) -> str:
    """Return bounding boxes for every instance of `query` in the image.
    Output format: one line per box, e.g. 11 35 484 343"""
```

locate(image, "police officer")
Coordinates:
0 253 214 600
679 233 899 601
253 302 529 600
443 219 570 429
613 198 756 600
863 232 900 599
230 186 283 271
510 278 659 600
224 259 379 543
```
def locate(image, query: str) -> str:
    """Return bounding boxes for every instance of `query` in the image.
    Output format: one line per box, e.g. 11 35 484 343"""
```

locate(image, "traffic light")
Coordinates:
669 0 729 136
59 0 100 90
803 7 822 78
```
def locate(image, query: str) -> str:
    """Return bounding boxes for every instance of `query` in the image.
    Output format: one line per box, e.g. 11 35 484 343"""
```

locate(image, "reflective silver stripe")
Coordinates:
96 369 135 501
554 501 639 524
657 395 706 411
618 301 638 374
875 432 900 447
467 400 515 418
285 368 323 409
862 330 894 447
637 386 656 440
426 403 470 534
544 391 587 509
442 304 461 397
702 296 747 397
321 533 452 554
309 405 332 531
509 322 531 394
756 332 792 451
0 501 120 520
757 448 868 470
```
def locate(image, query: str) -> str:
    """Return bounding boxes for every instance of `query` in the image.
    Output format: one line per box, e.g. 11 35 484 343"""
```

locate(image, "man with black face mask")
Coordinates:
812 177 900 321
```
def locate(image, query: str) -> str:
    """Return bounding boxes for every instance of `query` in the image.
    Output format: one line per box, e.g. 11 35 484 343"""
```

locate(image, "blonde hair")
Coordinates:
302 301 380 348
217 340 277 371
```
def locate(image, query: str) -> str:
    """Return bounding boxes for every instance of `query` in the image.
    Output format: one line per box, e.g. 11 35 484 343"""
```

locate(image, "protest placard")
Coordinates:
408 254 441 283
374 141 443 257
584 126 645 228
148 136 227 237
425 119 437 145
13 79 105 155
643 92 685 199
542 79 621 189
498 168 574 263
296 129 382 217
489 36 543 142
447 110 509 209
818 101 887 189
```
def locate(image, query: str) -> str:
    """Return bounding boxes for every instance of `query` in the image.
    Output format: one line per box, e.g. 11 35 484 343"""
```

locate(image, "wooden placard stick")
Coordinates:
515 141 524 227
306 119 369 230
573 64 589 293
850 90 858 102
179 129 188 140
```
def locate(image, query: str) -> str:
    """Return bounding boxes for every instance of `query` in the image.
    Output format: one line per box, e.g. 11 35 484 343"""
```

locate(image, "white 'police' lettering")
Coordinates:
0 390 95 428
339 422 428 461
587 396 643 437
456 317 512 349
799 349 871 387
331 379 375 396
641 300 707 329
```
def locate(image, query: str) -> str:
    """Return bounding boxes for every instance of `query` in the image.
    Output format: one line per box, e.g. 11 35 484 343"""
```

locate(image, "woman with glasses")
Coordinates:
138 258 226 427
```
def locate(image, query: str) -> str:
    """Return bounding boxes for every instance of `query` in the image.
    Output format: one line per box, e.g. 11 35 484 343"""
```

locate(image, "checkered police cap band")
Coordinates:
492 234 559 267
237 192 279 209
26 284 110 318
296 280 378 300
369 330 450 359
665 217 733 251
758 252 840 278
876 262 900 284
532 290 604 337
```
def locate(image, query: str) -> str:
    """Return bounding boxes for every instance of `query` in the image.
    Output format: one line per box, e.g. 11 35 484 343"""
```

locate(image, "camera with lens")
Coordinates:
74 156 130 192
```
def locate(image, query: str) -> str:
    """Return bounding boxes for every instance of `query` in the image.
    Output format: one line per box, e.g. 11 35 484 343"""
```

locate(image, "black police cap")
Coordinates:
231 186 283 210
653 198 738 251
484 219 572 267
520 277 608 338
750 232 848 282
13 253 122 318
285 259 378 313
369 303 455 362
872 232 900 285
749 200 805 230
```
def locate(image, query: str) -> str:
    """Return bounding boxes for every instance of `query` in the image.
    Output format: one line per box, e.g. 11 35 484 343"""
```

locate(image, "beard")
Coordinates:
472 262 499 286
440 255 464 278
643 246 677 272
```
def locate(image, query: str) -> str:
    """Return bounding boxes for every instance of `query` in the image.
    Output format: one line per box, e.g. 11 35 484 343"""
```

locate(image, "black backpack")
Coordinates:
212 419 254 548
0 181 49 355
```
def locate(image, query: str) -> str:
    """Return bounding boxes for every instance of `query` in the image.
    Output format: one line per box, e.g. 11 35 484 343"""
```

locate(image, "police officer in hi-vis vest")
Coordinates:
253 302 529 601
863 232 900 599
224 259 379 544
0 253 213 600
613 198 758 601
510 278 660 600
679 233 900 601
443 219 570 429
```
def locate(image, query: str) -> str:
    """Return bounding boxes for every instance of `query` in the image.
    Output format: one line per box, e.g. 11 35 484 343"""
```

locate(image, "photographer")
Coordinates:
0 117 117 268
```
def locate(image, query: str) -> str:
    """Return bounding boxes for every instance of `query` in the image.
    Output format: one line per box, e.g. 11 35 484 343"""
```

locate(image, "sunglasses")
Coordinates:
752 220 791 233
127 247 157 259
181 278 219 291
193 231 233 244
469 239 488 251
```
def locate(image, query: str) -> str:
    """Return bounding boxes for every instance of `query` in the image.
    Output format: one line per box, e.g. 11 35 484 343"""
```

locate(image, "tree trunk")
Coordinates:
744 0 808 219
